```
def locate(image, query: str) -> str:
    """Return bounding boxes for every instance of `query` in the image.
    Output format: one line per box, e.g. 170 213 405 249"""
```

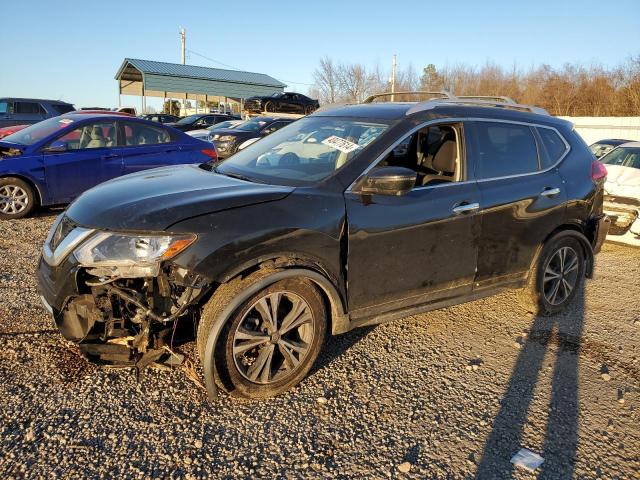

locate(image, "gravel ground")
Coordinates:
0 212 638 479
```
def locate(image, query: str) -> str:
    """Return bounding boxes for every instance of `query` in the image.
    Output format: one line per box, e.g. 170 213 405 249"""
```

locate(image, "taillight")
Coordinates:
201 148 218 161
591 160 607 182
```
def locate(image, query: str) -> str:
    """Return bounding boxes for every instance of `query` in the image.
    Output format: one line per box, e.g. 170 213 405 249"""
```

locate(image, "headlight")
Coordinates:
74 232 196 278
211 134 220 140
217 135 235 142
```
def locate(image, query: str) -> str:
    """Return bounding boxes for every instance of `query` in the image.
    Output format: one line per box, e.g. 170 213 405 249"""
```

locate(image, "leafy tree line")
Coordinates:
310 56 640 116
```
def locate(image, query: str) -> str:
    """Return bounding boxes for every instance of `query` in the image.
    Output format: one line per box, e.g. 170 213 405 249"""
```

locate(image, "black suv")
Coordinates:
37 95 609 400
0 98 75 127
244 92 319 115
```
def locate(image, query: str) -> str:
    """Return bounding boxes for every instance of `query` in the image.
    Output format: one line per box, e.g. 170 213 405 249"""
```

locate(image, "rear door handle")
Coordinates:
452 202 480 215
540 187 561 197
101 154 119 160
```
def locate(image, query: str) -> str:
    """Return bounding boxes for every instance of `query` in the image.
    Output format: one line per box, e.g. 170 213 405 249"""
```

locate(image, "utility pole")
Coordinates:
390 54 397 101
180 27 186 65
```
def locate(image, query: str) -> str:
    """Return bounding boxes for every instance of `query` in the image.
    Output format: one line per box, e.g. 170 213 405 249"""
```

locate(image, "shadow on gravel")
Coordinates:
311 325 376 375
476 288 585 478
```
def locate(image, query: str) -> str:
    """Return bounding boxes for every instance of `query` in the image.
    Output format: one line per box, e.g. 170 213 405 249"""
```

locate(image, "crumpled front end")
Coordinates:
37 214 209 368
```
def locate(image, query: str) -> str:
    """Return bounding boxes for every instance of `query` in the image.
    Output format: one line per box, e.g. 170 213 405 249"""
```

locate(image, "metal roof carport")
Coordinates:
115 58 286 113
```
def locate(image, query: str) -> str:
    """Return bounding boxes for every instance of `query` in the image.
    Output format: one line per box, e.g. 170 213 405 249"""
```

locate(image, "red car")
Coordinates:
0 124 28 139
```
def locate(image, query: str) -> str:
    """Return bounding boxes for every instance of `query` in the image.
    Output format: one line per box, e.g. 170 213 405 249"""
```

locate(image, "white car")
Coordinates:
187 120 244 142
600 141 640 247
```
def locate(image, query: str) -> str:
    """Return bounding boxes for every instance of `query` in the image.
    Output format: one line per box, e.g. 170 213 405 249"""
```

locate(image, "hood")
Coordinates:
604 165 640 199
66 164 293 231
186 129 210 138
210 128 255 139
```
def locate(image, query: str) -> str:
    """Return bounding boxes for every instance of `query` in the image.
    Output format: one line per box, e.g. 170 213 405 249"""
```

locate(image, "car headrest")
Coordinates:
432 139 456 173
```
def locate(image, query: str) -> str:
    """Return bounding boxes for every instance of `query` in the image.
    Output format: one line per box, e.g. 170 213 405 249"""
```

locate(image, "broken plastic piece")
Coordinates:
510 448 544 471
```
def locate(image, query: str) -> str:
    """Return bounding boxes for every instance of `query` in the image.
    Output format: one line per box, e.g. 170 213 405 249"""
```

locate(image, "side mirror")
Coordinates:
359 167 416 196
42 141 67 153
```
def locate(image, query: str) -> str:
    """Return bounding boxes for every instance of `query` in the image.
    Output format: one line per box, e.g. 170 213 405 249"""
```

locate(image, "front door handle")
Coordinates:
540 187 561 198
452 202 480 215
101 154 120 160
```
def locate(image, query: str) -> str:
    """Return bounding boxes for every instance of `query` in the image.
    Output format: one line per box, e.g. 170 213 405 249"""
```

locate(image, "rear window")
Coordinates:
53 104 75 114
473 122 539 179
537 127 567 168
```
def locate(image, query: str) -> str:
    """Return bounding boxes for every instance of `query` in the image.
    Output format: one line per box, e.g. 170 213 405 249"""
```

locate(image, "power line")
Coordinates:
186 49 315 87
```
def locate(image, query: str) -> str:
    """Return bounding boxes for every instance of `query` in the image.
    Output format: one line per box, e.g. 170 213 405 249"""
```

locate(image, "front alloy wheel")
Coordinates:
232 291 314 384
213 277 326 399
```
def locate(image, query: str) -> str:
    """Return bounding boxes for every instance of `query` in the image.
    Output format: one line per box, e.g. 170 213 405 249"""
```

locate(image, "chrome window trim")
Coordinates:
43 226 95 267
346 117 571 193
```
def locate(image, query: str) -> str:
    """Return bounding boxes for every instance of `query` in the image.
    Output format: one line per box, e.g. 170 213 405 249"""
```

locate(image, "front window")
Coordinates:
600 146 640 170
55 122 117 149
214 116 389 186
2 116 75 145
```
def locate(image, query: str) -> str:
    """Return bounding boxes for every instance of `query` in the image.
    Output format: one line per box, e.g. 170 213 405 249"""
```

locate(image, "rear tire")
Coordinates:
0 177 37 219
518 235 586 316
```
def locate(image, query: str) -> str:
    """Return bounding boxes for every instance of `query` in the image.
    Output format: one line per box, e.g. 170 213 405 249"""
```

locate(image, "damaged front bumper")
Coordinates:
36 221 209 369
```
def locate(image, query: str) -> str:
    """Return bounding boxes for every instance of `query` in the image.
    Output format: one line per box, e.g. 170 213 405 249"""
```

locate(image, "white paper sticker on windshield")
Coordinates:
58 118 74 124
321 135 361 153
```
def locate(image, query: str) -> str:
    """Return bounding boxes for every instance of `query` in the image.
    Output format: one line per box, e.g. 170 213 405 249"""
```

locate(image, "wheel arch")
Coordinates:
0 173 44 206
202 266 348 401
530 223 595 280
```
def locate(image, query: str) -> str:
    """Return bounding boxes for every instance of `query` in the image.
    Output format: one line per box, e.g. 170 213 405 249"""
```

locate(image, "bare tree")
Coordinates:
313 56 340 104
312 55 640 115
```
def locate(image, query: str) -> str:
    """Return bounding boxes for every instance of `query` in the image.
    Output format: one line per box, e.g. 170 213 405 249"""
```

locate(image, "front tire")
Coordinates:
264 101 275 113
0 177 37 219
198 271 326 399
519 235 586 316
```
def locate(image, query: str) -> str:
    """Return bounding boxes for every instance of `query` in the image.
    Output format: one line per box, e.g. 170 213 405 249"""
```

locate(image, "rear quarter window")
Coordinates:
473 122 540 179
537 127 567 168
53 104 75 115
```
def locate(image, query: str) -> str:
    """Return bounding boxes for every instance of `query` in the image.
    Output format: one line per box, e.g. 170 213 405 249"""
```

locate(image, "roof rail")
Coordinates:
405 98 549 116
456 95 517 104
362 91 453 103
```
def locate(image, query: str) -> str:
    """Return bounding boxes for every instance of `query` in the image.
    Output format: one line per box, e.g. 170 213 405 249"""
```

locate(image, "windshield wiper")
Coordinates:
213 167 264 184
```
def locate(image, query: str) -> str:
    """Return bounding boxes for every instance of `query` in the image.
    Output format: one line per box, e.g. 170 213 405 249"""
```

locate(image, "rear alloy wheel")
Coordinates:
0 177 36 219
216 278 326 399
264 101 275 113
519 235 585 316
542 246 579 306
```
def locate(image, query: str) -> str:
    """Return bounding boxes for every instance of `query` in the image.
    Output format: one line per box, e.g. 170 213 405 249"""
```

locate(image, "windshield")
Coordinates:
235 118 272 132
215 116 389 186
208 120 237 131
601 146 640 170
2 116 74 146
590 143 617 158
175 115 201 125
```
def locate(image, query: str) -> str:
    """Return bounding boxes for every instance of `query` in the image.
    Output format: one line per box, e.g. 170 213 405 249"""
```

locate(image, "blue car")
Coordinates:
0 113 218 218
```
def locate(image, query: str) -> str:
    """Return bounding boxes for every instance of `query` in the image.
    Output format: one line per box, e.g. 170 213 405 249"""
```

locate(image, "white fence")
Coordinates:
559 116 640 145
